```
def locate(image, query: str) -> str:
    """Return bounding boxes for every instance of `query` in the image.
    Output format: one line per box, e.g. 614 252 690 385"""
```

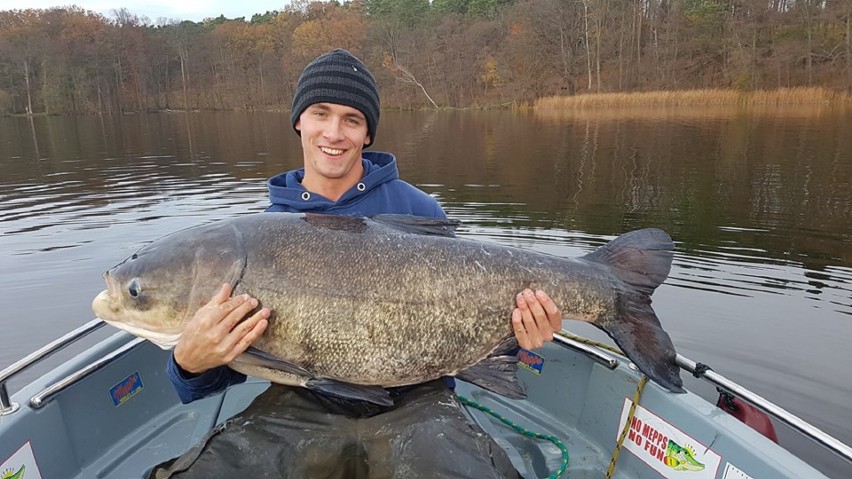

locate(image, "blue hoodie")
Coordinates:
167 151 447 404
266 151 446 218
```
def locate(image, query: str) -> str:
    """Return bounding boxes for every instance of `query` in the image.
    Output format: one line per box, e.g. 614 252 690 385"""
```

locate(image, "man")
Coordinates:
154 49 562 478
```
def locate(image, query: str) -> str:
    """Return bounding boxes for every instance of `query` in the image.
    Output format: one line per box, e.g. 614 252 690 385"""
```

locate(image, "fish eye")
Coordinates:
128 279 141 298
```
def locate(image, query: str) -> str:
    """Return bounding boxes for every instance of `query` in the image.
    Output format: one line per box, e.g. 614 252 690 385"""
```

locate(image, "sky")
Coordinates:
0 1 289 23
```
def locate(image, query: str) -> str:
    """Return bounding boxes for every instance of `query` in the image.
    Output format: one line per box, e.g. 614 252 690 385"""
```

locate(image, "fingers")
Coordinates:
217 294 261 334
193 288 261 333
212 283 233 304
211 294 270 358
223 308 270 359
185 284 240 330
175 286 270 374
511 308 533 350
512 289 561 350
515 290 544 349
236 312 269 355
535 290 563 332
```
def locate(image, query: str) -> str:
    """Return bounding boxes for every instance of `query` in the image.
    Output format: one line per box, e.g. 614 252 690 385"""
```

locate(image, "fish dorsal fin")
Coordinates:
371 214 459 237
583 228 673 294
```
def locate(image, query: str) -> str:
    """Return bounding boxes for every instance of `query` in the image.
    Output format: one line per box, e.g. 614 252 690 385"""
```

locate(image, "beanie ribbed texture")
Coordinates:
291 49 380 147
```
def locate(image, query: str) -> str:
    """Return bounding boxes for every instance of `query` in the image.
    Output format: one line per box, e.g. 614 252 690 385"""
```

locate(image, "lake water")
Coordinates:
1 108 850 477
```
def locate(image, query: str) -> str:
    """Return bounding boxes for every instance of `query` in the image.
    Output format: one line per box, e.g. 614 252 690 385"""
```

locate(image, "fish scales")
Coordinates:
235 216 603 384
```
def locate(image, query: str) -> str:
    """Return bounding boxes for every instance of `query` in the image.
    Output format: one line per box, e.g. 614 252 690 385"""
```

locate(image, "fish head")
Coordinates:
92 221 247 349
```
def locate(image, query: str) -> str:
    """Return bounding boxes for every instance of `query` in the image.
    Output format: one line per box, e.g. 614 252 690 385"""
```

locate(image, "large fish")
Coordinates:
92 213 682 405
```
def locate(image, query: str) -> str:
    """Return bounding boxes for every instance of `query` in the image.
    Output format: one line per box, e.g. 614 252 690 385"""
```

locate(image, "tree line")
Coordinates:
1 0 849 115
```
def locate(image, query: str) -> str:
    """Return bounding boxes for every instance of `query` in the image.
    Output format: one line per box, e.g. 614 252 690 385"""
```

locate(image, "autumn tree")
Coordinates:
291 1 367 62
0 9 44 114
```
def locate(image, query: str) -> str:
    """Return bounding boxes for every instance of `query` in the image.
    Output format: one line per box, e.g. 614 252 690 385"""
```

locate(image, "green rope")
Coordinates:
460 332 646 478
457 394 570 479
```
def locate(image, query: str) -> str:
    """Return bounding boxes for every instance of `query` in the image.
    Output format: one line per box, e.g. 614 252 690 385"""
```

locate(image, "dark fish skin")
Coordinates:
93 213 682 398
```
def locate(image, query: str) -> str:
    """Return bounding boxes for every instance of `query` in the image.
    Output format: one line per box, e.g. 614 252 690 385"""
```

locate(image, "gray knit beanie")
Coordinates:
291 49 380 147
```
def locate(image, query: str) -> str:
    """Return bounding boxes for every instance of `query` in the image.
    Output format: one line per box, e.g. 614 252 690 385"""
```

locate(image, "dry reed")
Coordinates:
534 87 852 110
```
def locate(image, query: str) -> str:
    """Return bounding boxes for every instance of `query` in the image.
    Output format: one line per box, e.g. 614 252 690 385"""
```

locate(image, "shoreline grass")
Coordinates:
534 87 852 110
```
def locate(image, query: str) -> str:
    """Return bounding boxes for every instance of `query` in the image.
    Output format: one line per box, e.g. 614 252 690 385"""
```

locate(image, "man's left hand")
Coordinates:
512 289 562 350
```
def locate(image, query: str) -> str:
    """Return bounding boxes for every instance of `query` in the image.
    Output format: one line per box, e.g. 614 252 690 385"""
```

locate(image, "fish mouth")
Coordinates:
93 269 131 321
101 318 182 349
92 289 119 321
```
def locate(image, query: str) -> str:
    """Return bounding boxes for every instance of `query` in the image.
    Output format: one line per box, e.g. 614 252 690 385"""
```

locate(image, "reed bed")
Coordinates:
534 87 852 110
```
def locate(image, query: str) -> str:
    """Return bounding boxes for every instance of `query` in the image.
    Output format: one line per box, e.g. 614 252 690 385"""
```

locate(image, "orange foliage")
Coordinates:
291 3 366 62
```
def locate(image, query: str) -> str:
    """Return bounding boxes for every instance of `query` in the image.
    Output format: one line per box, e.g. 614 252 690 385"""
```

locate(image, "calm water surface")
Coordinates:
1 109 850 477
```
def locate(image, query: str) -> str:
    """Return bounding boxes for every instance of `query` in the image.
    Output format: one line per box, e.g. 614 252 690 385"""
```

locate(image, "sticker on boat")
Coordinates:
517 349 545 375
722 462 755 479
109 371 144 407
617 398 721 477
1 442 42 479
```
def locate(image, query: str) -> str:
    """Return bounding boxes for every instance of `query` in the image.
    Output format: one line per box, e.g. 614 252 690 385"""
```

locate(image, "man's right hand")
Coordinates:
174 283 270 375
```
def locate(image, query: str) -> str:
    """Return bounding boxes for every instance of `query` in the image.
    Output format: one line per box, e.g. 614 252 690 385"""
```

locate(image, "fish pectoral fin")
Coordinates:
239 349 395 406
371 214 460 237
305 379 394 407
238 347 313 377
456 355 526 399
490 335 520 356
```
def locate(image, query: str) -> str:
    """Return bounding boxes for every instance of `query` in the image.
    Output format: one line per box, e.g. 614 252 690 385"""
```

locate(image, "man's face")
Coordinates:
296 102 371 189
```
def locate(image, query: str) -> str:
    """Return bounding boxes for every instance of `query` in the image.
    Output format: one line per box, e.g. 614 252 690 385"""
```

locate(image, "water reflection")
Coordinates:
0 110 850 476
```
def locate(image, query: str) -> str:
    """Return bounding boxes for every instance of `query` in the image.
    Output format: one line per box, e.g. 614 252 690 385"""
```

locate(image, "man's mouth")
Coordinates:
320 146 345 156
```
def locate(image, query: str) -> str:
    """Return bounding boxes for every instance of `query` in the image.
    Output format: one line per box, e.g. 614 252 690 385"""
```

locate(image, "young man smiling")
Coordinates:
155 49 562 478
297 102 371 200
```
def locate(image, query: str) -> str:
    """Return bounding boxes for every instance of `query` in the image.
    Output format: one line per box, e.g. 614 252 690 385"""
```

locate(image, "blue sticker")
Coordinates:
517 348 545 375
109 371 144 407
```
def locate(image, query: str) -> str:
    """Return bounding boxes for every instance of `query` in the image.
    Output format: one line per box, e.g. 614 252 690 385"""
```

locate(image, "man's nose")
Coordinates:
323 117 344 140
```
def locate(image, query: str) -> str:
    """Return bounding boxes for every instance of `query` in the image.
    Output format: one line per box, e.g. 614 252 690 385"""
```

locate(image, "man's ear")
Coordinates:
295 119 301 132
364 134 372 147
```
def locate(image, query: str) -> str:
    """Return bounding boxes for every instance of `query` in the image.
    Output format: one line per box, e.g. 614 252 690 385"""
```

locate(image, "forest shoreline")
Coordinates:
3 4 850 116
6 87 850 118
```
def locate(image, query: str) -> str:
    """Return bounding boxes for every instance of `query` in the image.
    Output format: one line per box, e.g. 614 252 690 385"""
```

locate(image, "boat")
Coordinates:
1 319 849 478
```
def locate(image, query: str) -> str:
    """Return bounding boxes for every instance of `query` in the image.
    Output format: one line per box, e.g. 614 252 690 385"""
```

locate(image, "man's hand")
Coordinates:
512 289 562 350
174 283 270 375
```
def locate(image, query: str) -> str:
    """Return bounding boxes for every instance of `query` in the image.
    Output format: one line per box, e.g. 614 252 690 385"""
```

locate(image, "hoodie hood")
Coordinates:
267 151 399 212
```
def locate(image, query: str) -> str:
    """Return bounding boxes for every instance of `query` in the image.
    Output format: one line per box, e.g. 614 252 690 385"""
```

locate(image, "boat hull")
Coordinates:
0 330 833 478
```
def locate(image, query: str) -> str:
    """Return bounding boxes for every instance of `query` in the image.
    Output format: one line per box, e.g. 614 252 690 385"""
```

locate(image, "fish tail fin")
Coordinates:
584 228 673 295
584 228 684 393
